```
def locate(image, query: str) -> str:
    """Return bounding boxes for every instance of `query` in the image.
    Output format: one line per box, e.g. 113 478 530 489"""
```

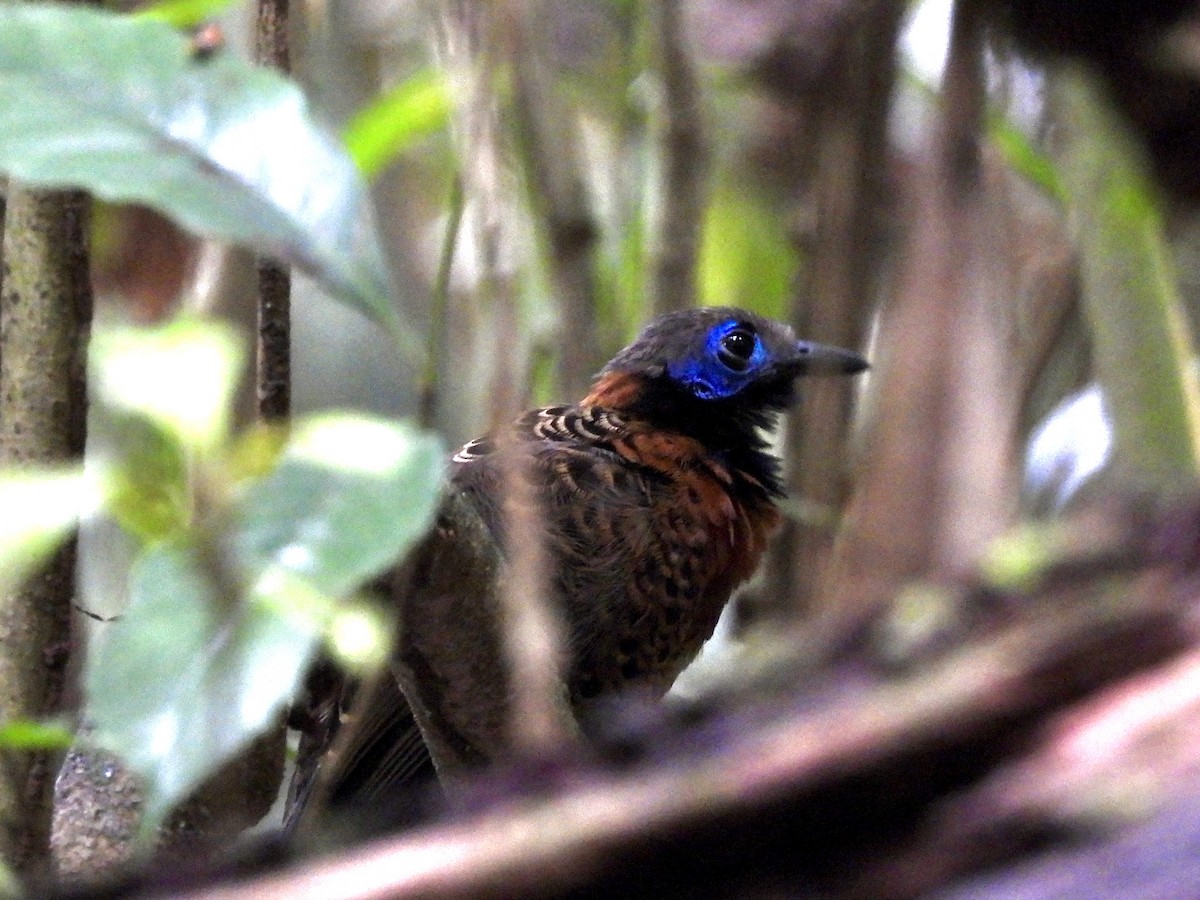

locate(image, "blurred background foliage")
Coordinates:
4 0 1200 889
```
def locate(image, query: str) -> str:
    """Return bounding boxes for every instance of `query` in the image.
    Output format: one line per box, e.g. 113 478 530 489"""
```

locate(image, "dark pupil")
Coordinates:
718 329 755 371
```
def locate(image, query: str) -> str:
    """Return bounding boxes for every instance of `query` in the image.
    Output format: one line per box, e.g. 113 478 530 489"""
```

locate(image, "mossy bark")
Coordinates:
0 186 91 871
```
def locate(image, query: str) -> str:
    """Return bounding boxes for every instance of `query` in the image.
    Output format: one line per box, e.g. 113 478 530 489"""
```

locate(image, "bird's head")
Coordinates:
591 307 867 434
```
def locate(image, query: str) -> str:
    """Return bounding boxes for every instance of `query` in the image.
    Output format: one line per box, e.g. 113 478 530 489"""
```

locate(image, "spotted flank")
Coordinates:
453 407 628 464
452 436 494 463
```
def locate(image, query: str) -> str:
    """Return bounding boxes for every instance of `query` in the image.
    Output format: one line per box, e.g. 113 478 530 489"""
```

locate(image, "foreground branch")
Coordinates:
0 185 91 872
156 500 1200 899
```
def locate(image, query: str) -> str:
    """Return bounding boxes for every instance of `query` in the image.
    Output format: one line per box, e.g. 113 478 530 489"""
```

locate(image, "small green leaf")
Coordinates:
0 719 74 750
343 69 452 178
226 422 289 483
90 318 243 454
989 113 1067 204
85 540 321 828
135 0 237 29
232 414 444 598
0 5 398 332
0 468 100 596
96 414 191 544
84 415 444 827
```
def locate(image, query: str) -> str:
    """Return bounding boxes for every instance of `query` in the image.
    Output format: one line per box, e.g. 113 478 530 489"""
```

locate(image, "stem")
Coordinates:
255 0 292 423
646 0 707 316
0 186 91 872
419 175 465 431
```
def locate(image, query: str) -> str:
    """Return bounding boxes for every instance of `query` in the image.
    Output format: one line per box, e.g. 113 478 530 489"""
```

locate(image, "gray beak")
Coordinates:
792 340 869 375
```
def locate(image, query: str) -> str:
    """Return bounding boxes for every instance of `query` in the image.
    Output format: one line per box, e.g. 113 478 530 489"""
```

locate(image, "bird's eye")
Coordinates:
717 327 757 372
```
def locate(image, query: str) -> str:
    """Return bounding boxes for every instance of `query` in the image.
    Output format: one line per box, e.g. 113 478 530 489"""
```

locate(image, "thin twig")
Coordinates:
254 0 291 422
236 0 293 836
419 175 465 431
506 1 600 399
445 0 575 758
646 0 707 316
940 0 987 192
255 260 291 422
496 3 576 756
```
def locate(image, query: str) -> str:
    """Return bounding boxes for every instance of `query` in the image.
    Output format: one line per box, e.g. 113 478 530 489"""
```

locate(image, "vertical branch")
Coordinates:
494 2 575 756
255 0 291 422
172 0 295 823
824 0 1019 639
0 187 91 871
760 6 902 621
418 176 465 431
255 261 290 422
506 0 600 399
940 0 988 192
932 0 1020 575
441 0 574 760
646 0 707 316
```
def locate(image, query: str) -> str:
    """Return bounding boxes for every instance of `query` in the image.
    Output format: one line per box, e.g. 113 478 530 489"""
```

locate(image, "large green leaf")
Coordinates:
232 414 444 597
84 414 443 825
85 540 318 828
0 5 397 332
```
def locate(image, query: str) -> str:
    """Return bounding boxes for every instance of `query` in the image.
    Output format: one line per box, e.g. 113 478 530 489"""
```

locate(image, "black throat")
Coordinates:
608 372 793 499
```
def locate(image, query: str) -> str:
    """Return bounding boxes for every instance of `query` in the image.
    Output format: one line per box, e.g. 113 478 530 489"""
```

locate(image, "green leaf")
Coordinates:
989 113 1067 205
88 318 240 543
85 540 321 828
0 5 398 333
90 317 243 454
343 69 452 178
99 415 191 544
0 468 101 596
84 415 443 825
135 0 238 29
232 414 444 598
1054 67 1200 492
0 719 74 750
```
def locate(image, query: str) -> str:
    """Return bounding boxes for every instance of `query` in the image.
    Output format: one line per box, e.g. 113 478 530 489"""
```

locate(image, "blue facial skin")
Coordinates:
666 320 770 401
